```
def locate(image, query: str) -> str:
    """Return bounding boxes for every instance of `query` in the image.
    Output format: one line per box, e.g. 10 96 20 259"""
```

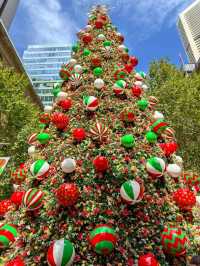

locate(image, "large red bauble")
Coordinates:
93 156 109 172
10 191 24 206
132 86 143 97
159 142 178 157
58 99 72 111
124 64 133 73
138 253 159 266
39 113 50 124
6 256 25 266
51 112 69 130
95 20 103 29
173 188 196 211
82 33 93 44
73 128 86 142
129 56 138 67
91 57 101 67
0 199 13 216
56 183 79 207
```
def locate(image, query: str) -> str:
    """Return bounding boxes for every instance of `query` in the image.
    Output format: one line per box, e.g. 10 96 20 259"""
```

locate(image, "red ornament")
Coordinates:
181 172 200 187
129 56 138 67
95 20 103 29
12 164 27 185
51 112 69 130
117 33 124 43
124 64 133 73
91 57 101 67
82 33 93 44
39 113 50 124
10 191 25 206
159 142 178 157
121 53 130 63
93 156 109 172
138 253 159 266
56 183 79 207
132 86 143 97
73 128 86 142
6 256 25 266
0 199 13 216
58 99 72 111
120 109 135 122
173 188 196 211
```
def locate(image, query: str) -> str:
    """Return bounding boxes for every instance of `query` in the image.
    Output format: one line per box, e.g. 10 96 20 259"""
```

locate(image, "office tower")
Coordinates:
23 44 71 106
178 0 200 64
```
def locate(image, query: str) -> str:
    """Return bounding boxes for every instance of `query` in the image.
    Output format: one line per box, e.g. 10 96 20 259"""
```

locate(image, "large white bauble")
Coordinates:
97 34 106 41
153 111 164 120
56 91 68 101
134 81 143 87
74 64 83 74
118 45 126 51
142 84 149 91
44 105 53 113
166 164 182 177
94 79 104 89
61 158 76 173
172 155 183 167
85 24 92 31
28 145 36 156
68 58 77 66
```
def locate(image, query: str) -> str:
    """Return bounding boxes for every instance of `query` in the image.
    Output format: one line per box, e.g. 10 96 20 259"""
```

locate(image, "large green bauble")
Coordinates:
121 134 135 148
137 99 148 111
72 43 79 52
93 67 103 77
83 49 91 56
103 40 112 47
37 133 51 145
145 131 157 144
52 85 61 97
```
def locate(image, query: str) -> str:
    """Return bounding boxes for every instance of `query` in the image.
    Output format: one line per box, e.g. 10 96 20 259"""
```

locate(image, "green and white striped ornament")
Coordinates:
113 80 126 95
30 160 50 179
120 180 143 204
89 225 117 255
69 73 82 87
47 239 75 266
23 188 44 211
146 157 166 177
0 224 18 249
83 96 99 111
150 119 168 135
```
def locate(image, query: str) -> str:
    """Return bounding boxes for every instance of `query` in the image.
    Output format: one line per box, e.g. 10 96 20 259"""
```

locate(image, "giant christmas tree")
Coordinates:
1 5 200 266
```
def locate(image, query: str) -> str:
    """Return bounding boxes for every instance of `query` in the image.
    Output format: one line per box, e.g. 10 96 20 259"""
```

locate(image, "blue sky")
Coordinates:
9 0 194 72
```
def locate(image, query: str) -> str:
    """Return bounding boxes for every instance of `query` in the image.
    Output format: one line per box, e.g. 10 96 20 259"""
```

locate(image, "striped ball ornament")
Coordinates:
150 119 168 135
23 188 44 211
146 157 165 177
161 227 188 256
113 80 126 95
12 164 27 185
89 225 117 255
120 180 144 204
70 73 82 87
0 224 18 249
47 239 75 266
83 96 99 111
27 133 37 145
30 160 50 179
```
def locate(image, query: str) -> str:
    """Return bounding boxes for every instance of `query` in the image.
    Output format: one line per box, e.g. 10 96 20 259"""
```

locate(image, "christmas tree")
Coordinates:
1 5 200 266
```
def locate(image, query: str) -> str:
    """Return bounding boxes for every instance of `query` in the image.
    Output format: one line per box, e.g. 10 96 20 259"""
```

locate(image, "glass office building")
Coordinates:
23 44 71 106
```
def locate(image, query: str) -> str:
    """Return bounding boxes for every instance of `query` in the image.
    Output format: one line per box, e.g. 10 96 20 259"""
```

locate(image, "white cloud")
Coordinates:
21 0 78 45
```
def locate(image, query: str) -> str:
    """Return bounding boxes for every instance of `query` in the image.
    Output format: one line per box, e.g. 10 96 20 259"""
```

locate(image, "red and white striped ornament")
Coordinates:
23 188 44 211
27 133 37 145
148 96 159 108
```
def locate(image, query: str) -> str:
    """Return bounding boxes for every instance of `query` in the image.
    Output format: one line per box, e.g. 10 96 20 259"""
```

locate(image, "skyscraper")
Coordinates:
177 0 200 65
0 0 20 29
23 44 71 106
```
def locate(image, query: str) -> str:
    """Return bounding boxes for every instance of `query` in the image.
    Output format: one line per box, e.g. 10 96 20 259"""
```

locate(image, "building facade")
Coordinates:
177 0 200 65
0 0 20 29
23 44 71 106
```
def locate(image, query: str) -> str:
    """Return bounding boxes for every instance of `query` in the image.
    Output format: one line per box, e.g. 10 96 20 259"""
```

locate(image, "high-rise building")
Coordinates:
177 0 200 65
23 44 71 106
0 0 20 29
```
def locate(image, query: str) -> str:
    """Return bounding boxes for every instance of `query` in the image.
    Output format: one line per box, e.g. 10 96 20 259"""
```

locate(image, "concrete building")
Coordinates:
0 0 20 29
23 44 71 106
177 0 200 67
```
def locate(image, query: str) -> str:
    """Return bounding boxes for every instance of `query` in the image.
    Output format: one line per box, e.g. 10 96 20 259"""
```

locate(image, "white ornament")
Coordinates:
153 111 164 120
61 158 76 173
97 34 105 41
68 58 77 66
173 155 183 167
28 146 36 156
44 105 53 113
142 84 149 91
13 184 19 192
85 24 92 31
56 92 68 101
134 81 143 87
118 45 126 51
166 164 182 177
74 64 83 74
94 79 104 89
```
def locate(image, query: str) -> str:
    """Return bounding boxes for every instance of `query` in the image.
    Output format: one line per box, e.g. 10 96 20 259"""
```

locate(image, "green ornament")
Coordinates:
72 43 79 52
145 131 158 144
103 40 112 47
83 48 91 56
137 99 149 111
52 85 61 97
93 67 103 77
125 47 129 53
37 133 51 145
121 134 135 148
38 123 46 130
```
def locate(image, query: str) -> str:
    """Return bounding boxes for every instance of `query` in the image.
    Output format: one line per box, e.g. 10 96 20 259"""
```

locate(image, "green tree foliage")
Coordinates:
0 62 39 165
149 59 200 172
